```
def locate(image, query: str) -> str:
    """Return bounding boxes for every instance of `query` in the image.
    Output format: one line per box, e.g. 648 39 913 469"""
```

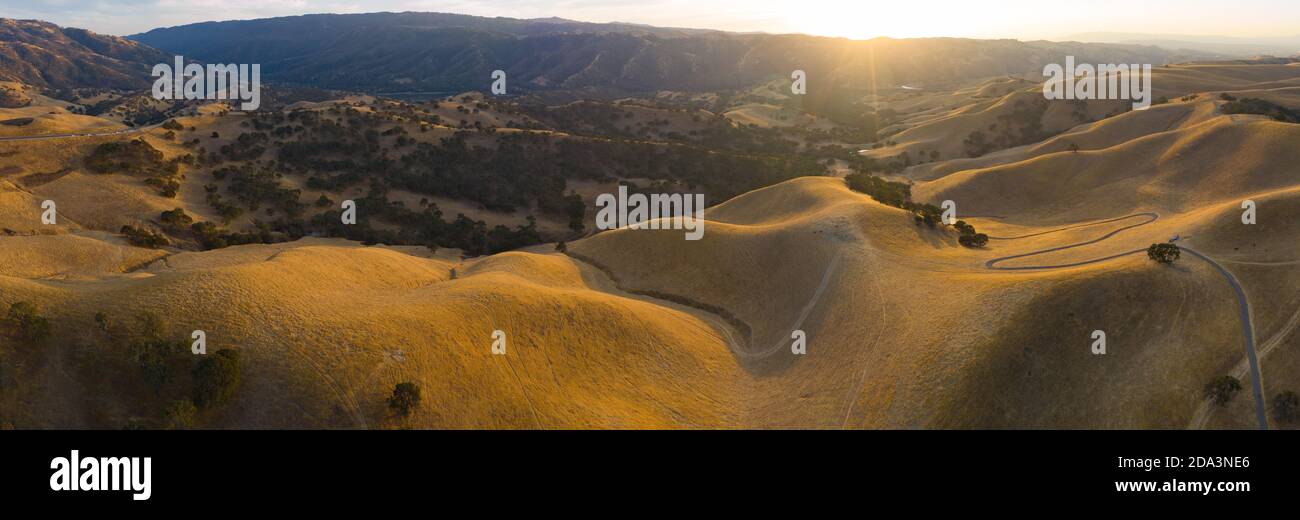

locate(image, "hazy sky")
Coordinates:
6 0 1300 39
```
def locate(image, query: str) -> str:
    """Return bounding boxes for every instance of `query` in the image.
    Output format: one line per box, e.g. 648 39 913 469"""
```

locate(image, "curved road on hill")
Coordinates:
987 213 1157 241
1181 246 1269 430
978 212 1268 429
983 212 1157 270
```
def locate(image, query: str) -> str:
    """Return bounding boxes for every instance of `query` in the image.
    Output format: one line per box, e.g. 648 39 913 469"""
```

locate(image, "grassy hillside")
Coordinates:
1 43 1297 430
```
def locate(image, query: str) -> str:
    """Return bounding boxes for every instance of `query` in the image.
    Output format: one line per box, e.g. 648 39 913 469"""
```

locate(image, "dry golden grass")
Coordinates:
868 63 1300 170
915 116 1300 221
0 232 164 279
0 108 125 137
0 82 122 137
0 236 744 428
1 169 1297 429
724 103 832 129
2 64 1299 429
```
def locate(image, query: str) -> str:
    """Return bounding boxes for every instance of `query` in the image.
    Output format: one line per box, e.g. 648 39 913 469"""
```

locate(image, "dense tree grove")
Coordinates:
85 138 190 196
844 171 987 245
178 101 832 255
845 171 912 208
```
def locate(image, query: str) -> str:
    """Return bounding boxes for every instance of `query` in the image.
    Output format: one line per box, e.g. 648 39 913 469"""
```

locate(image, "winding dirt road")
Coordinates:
984 212 1157 270
1181 246 1268 430
979 212 1268 430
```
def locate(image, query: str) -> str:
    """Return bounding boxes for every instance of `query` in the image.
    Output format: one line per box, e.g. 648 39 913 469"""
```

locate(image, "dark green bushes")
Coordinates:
1147 243 1180 264
192 349 241 410
1220 98 1300 123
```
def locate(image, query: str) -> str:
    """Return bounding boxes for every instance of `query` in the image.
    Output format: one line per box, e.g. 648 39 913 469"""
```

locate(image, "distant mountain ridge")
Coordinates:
129 12 1215 94
0 18 165 89
0 13 1220 96
1065 31 1300 56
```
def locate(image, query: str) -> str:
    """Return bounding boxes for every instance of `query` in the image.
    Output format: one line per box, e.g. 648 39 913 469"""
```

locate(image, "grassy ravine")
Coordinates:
562 249 753 347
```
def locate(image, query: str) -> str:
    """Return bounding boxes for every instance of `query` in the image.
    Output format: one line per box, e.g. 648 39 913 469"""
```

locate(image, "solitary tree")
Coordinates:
1147 243 1181 264
389 382 422 417
1204 375 1243 406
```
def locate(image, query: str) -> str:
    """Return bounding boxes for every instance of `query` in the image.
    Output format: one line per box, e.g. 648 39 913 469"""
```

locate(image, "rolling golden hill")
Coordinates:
1 59 1298 430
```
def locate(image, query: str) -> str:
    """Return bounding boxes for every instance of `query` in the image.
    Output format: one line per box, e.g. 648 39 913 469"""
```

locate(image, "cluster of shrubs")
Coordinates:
114 312 242 429
143 177 181 198
1204 375 1299 425
84 139 190 197
1219 96 1300 123
520 99 841 159
127 208 277 251
192 349 241 410
5 304 242 429
388 382 421 418
953 221 989 248
962 98 1051 157
844 172 987 247
1204 375 1241 405
180 94 894 254
120 225 169 248
220 132 269 161
212 166 306 219
844 171 913 208
5 302 50 343
84 139 176 176
159 208 193 228
203 184 244 224
254 105 824 225
305 190 544 256
1147 243 1180 264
